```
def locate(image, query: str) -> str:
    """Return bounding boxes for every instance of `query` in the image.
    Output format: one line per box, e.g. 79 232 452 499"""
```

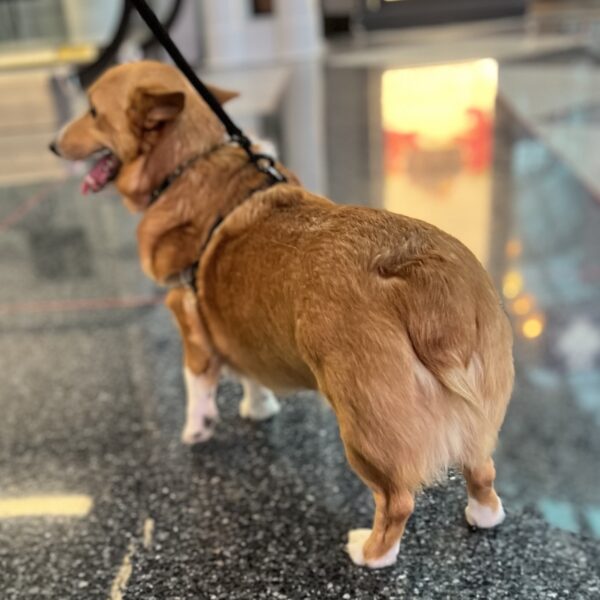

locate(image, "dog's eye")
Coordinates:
89 106 97 118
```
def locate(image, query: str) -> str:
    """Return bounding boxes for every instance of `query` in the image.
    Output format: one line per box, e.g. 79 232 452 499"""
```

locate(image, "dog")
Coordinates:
50 60 514 569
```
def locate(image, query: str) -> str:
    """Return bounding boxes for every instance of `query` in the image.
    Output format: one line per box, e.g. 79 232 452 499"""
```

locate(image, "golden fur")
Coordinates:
52 61 514 567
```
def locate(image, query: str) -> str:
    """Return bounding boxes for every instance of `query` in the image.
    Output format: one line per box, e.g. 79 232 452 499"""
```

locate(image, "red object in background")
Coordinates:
384 131 418 172
383 107 493 176
455 108 493 172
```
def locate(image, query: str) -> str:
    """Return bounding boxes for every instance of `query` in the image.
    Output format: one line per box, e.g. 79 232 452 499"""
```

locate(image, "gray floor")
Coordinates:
1 12 600 600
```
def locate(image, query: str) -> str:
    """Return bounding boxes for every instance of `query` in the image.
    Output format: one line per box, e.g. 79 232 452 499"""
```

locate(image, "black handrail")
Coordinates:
75 0 133 88
141 0 183 53
74 0 187 88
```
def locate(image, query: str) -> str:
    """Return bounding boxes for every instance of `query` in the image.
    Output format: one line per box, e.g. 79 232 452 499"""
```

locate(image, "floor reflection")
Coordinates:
493 101 600 536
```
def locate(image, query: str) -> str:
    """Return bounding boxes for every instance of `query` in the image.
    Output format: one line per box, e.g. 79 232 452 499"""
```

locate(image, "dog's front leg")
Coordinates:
166 288 221 445
239 378 281 421
181 364 219 444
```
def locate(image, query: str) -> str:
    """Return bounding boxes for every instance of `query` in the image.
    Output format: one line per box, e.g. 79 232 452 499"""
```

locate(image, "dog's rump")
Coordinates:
370 219 514 434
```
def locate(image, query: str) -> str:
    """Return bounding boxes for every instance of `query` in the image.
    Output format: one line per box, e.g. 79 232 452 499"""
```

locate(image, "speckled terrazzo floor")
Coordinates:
2 12 600 599
0 183 599 599
2 304 599 600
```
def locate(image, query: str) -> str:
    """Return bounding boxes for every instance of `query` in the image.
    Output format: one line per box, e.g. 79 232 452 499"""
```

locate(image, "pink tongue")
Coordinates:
81 153 121 195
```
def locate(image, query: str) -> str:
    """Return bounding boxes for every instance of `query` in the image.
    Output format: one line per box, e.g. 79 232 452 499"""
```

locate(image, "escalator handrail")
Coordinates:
141 0 183 53
75 0 134 88
75 0 187 88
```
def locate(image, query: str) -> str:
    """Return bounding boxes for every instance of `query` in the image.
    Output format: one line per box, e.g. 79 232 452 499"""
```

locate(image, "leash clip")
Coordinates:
253 154 287 183
230 133 287 183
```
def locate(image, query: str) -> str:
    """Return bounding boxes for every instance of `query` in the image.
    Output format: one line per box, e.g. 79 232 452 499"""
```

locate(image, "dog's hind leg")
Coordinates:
343 444 415 569
166 288 221 445
239 378 281 421
463 457 505 528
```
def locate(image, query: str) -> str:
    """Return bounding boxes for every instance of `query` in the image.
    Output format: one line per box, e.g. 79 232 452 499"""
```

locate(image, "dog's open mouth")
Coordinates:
81 149 122 195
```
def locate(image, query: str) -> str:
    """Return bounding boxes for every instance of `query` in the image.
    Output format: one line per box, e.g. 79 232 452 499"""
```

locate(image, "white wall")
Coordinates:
201 0 323 67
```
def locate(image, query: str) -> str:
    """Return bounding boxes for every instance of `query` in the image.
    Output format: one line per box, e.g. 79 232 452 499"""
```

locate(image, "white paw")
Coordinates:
465 497 506 529
180 417 217 445
346 529 370 566
346 529 400 569
181 368 219 445
239 390 281 421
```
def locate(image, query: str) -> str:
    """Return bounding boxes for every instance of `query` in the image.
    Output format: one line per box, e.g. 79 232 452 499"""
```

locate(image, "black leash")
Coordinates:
128 0 286 184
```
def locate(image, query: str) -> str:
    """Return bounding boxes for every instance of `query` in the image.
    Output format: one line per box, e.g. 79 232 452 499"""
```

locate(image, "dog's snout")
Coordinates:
48 141 60 156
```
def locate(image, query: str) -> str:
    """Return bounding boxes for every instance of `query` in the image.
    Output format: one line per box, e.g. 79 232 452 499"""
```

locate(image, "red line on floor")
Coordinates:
0 188 51 234
0 294 165 316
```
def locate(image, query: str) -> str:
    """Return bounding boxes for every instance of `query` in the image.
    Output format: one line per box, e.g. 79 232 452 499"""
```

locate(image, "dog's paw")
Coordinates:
180 417 217 445
346 529 399 569
239 390 281 421
346 529 371 566
465 497 506 529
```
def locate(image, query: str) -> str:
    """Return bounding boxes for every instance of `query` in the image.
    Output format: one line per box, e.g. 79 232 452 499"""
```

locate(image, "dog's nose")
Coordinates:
48 141 60 156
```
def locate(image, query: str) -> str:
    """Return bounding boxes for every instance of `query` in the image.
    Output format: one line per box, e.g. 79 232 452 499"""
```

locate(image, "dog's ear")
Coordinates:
128 86 185 130
205 84 239 105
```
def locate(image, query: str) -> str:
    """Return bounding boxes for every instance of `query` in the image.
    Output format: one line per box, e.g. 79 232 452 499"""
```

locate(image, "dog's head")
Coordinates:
50 61 237 210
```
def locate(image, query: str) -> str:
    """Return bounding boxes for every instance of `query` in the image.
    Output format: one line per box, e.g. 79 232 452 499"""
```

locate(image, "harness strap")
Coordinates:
162 167 280 292
163 214 223 292
147 152 203 207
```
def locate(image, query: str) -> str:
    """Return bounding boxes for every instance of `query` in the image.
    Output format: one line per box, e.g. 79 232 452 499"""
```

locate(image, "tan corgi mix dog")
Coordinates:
50 61 513 569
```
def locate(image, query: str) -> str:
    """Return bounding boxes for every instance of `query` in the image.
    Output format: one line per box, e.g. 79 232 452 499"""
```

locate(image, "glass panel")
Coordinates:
382 60 498 265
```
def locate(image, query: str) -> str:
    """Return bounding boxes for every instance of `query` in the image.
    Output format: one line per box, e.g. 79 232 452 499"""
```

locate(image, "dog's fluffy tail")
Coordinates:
436 365 481 410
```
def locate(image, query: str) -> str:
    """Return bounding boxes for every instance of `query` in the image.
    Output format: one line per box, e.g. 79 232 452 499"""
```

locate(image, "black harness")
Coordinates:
152 150 282 292
130 0 287 292
162 214 223 292
147 152 204 207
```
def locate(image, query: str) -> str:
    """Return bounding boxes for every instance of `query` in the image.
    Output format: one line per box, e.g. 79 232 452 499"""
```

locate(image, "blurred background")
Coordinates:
1 1 599 598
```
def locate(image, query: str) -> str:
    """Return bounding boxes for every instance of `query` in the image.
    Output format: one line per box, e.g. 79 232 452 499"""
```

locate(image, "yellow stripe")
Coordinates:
0 495 93 518
109 542 135 600
0 44 97 70
143 517 155 549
